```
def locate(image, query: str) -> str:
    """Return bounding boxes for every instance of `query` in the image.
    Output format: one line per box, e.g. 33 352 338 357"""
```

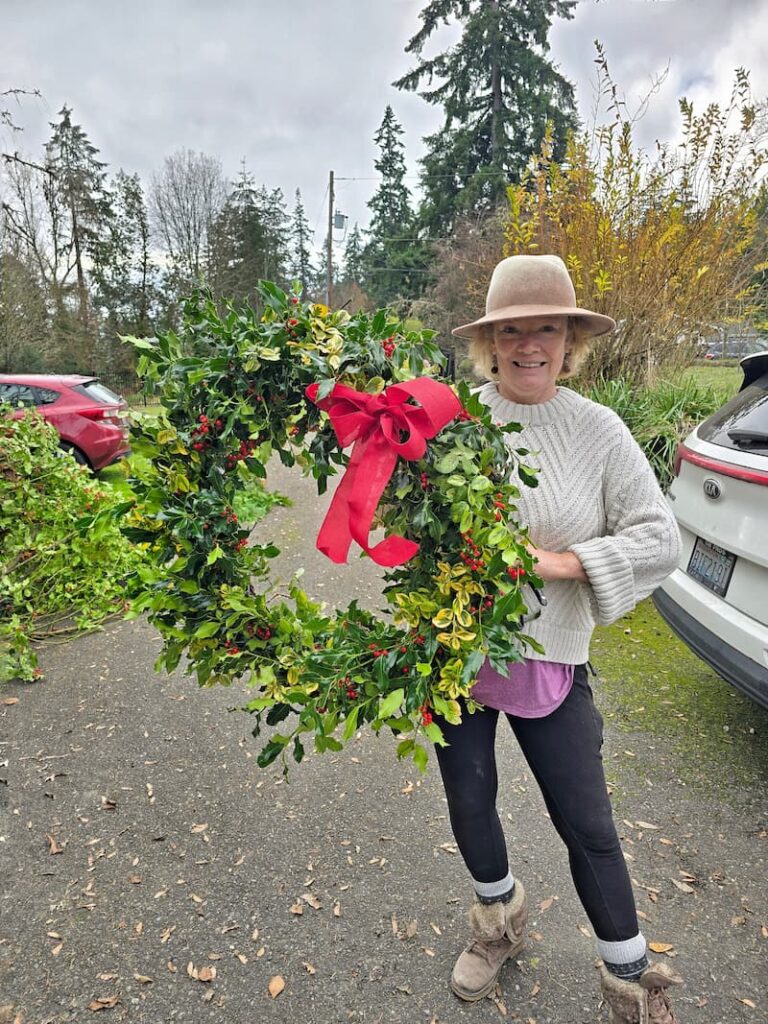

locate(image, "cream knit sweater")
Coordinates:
477 383 682 665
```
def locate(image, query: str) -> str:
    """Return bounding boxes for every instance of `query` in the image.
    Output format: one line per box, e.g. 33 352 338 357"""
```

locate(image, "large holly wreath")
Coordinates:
121 283 541 771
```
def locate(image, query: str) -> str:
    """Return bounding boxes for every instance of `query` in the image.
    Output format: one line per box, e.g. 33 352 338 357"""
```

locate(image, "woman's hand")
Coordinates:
529 546 587 582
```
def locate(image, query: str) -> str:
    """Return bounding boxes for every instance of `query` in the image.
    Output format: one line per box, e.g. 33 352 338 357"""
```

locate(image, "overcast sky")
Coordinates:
2 0 767 261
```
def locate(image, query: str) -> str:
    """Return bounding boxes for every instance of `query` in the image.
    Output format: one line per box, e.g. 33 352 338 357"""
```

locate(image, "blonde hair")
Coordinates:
468 317 594 381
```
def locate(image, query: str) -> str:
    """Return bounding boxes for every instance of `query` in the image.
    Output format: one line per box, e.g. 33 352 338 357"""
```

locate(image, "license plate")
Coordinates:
686 537 736 597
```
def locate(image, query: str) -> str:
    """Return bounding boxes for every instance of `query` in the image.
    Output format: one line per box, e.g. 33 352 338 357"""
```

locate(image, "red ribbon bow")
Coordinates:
306 377 461 566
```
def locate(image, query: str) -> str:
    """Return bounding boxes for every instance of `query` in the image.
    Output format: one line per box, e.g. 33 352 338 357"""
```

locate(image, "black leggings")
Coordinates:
434 665 638 942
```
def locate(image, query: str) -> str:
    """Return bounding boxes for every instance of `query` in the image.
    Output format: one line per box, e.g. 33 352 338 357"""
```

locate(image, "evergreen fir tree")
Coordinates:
207 166 290 307
394 0 578 235
289 188 315 296
362 106 421 306
342 222 365 286
91 170 159 366
44 105 110 331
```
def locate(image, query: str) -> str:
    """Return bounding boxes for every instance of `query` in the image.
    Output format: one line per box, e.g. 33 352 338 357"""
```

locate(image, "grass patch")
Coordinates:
591 598 768 793
678 362 742 400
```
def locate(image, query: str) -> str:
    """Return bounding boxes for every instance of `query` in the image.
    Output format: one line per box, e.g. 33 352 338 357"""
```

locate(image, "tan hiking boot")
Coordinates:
450 881 528 1001
599 961 683 1023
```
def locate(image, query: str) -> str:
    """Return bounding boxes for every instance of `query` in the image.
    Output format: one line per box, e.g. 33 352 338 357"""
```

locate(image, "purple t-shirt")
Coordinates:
471 658 575 718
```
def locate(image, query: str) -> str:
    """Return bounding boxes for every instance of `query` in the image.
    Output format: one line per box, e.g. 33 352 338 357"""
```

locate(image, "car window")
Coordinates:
72 381 122 405
698 374 768 455
0 383 38 406
33 387 61 405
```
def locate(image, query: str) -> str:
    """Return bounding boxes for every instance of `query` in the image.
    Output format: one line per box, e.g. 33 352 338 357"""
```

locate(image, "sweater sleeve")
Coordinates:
568 422 682 626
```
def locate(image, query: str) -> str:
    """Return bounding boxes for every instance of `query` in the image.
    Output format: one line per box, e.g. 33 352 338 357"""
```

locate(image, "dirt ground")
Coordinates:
1 461 766 1024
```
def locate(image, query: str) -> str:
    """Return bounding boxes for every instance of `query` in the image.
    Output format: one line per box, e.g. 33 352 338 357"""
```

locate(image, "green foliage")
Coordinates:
584 374 727 490
124 282 540 772
394 0 578 235
504 61 768 384
289 188 316 297
362 107 426 305
206 167 290 307
0 410 141 683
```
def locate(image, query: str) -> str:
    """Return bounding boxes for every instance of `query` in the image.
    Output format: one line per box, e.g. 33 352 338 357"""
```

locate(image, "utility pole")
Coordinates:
326 169 334 307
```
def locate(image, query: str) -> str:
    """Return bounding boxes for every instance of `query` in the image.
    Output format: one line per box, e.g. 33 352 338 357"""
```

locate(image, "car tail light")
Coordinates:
79 407 123 426
673 444 683 478
676 442 768 486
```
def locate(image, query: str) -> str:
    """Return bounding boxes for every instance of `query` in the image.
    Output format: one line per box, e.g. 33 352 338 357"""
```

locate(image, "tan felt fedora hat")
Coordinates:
452 255 616 340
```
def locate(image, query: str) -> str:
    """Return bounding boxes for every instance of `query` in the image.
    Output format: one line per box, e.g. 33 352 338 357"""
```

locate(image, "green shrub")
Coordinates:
0 409 141 683
584 375 726 490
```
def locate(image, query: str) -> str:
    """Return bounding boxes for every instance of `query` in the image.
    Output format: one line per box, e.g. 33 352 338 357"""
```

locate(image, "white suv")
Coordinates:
653 352 768 709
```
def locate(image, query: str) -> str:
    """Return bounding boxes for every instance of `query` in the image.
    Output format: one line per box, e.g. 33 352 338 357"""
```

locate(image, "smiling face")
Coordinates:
491 315 569 405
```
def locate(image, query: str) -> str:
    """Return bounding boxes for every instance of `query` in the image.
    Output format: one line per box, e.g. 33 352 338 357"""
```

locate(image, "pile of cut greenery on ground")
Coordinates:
0 411 142 683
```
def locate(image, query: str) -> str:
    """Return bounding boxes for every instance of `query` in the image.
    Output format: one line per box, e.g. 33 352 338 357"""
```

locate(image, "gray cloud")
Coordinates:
2 0 767 249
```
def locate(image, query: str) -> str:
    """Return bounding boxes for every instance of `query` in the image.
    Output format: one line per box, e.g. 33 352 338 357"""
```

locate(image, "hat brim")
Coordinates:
452 304 616 340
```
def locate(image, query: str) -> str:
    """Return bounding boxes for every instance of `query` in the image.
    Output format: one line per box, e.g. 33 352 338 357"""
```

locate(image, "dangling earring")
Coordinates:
491 352 498 374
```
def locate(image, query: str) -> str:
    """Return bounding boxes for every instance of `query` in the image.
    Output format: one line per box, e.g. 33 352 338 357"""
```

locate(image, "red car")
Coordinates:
0 374 131 470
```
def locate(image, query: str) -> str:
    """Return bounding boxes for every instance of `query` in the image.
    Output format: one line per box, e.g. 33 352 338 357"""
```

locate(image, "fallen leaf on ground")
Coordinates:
160 925 175 943
732 915 747 927
530 981 541 997
430 922 442 936
529 930 544 942
98 974 117 982
290 902 304 915
671 879 695 894
739 998 756 1009
648 942 675 955
201 990 214 1004
197 966 216 983
635 821 660 830
268 975 285 998
2 697 19 705
538 896 557 913
134 922 143 935
87 996 119 1011
577 925 591 938
333 902 342 918
51 942 63 956
127 875 141 884
251 927 260 941
302 892 322 910
47 834 63 855
761 925 768 939
234 953 247 965
133 975 152 984
191 823 208 833
302 961 316 975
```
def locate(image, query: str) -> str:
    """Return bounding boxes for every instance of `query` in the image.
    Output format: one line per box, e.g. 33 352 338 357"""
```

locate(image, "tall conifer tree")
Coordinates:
289 188 315 296
363 106 419 306
394 0 578 235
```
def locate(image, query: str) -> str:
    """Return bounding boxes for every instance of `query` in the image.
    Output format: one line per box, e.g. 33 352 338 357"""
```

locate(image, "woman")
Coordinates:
441 255 683 1023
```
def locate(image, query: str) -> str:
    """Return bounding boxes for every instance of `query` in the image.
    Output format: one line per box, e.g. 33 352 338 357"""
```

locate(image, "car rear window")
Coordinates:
34 387 61 405
0 383 37 406
698 373 768 455
72 381 123 405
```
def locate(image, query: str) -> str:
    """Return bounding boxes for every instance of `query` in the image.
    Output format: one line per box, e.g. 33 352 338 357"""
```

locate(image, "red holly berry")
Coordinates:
288 318 298 327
